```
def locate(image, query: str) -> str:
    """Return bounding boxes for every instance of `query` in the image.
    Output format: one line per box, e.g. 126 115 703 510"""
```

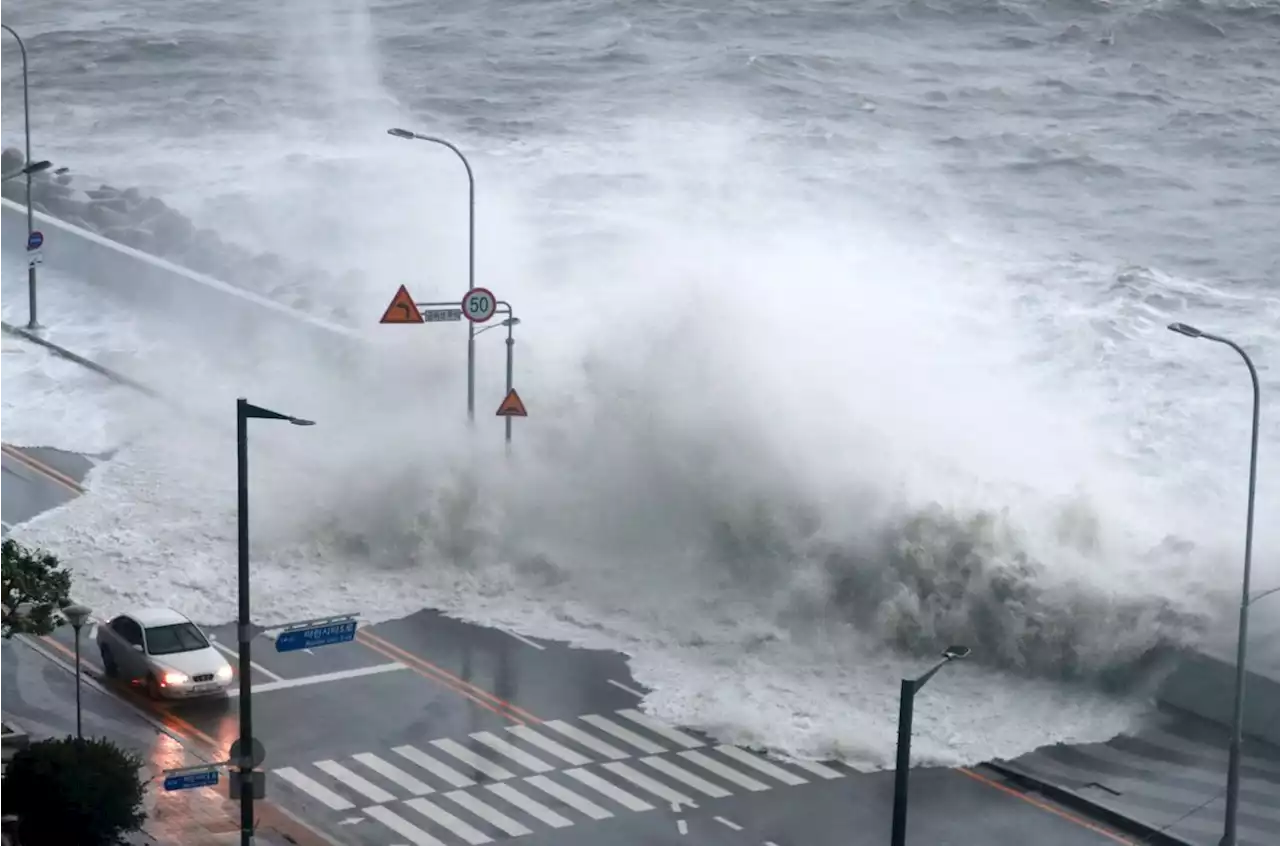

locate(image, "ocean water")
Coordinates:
2 0 1279 769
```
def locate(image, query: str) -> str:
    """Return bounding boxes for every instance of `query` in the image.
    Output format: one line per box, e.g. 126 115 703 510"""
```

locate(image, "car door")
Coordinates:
111 616 147 679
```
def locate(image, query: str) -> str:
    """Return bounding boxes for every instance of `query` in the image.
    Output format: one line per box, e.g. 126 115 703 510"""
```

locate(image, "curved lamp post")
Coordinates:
387 127 478 423
891 645 971 846
1168 321 1261 846
1 23 40 329
236 399 313 846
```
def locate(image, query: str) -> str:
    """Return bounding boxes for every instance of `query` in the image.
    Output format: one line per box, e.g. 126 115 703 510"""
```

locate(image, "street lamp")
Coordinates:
477 315 521 448
63 603 92 740
2 159 50 182
386 127 478 423
236 399 313 846
1 23 41 330
1167 321 1261 846
890 645 971 846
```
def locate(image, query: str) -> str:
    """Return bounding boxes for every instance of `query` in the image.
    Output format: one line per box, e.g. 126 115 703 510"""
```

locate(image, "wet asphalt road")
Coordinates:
2 440 1135 846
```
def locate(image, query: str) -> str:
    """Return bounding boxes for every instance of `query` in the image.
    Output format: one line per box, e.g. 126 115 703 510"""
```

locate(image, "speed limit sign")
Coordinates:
461 287 497 323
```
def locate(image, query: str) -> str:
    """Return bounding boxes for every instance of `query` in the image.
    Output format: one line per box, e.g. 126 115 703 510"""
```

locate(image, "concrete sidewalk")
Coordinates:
1 636 333 846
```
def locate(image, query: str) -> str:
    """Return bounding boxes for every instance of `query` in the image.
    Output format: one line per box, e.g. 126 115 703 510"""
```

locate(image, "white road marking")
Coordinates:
616 709 703 748
314 760 396 803
486 782 573 828
501 629 545 650
445 790 533 837
338 817 365 825
404 797 492 845
679 750 769 791
642 756 732 798
563 768 654 811
209 638 284 681
524 774 613 820
779 756 845 780
677 820 688 835
364 806 446 846
603 761 696 807
506 725 592 766
581 714 666 754
765 841 782 846
469 731 553 773
225 662 405 695
274 767 355 810
352 752 435 795
392 745 476 788
714 816 744 831
715 745 808 786
431 739 515 781
607 679 645 697
543 719 630 760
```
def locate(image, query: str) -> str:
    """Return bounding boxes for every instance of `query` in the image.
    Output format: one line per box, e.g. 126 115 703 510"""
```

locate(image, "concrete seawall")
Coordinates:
4 195 1278 747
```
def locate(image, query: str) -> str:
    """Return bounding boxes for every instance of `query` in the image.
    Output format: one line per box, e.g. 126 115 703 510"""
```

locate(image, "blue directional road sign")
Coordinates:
164 768 219 791
275 618 358 653
27 230 43 250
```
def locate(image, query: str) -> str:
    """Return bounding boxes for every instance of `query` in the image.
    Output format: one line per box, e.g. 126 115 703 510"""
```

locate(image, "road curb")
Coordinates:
984 761 1198 846
0 320 160 398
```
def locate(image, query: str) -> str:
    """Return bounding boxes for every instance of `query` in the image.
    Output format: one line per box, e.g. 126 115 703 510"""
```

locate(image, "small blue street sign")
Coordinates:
275 618 358 653
26 230 43 250
164 768 219 791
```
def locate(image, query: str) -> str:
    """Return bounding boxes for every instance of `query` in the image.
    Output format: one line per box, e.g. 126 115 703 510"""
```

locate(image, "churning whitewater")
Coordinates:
3 0 1278 769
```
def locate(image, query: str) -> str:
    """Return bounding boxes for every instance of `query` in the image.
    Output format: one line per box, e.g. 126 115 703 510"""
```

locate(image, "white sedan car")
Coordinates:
95 607 233 699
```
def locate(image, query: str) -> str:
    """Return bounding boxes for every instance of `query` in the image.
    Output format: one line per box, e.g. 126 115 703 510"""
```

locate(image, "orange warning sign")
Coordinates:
379 285 423 324
496 389 527 417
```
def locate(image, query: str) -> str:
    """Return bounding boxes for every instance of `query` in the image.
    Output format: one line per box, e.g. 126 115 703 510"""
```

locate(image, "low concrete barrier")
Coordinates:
2 198 360 362
1155 648 1280 746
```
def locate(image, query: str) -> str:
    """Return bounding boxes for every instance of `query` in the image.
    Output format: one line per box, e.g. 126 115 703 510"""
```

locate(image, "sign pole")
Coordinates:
504 317 515 450
235 399 255 846
1 25 39 330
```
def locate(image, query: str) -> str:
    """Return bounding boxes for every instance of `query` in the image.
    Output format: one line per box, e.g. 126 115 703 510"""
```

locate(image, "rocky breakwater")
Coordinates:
1 147 355 323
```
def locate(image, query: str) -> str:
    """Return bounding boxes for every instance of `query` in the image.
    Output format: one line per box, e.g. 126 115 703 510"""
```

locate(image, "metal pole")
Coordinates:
236 399 255 846
1214 337 1261 846
464 149 476 425
73 624 83 739
1 25 38 330
504 319 515 449
890 678 915 846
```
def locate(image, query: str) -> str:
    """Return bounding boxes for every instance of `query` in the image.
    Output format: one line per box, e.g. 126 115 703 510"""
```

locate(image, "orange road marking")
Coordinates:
2 443 83 494
956 766 1136 845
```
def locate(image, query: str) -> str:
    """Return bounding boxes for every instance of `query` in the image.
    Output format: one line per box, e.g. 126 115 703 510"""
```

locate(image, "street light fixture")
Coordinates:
890 645 971 846
1167 321 1261 846
63 603 93 740
386 126 479 423
2 159 51 182
235 399 312 846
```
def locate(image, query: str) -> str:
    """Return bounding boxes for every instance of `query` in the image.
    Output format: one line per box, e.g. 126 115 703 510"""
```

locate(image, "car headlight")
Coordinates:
162 671 189 686
215 664 233 681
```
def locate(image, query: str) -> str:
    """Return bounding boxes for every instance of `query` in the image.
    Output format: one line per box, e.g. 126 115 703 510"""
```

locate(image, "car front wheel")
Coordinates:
99 646 118 678
146 674 164 700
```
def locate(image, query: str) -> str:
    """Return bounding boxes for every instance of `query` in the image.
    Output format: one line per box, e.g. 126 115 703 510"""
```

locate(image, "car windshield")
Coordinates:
145 622 209 655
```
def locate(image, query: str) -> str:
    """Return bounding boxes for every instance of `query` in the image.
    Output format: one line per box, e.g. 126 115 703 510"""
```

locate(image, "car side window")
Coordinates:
111 616 143 646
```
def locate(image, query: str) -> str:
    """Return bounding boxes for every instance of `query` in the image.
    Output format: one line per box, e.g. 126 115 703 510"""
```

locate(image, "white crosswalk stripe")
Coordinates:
431 739 516 781
581 714 666 754
404 797 493 844
616 708 704 748
445 790 533 837
469 731 554 773
364 804 449 846
506 724 593 766
543 719 631 759
524 774 614 820
486 782 574 827
353 752 436 795
394 745 477 788
678 750 770 791
276 709 854 845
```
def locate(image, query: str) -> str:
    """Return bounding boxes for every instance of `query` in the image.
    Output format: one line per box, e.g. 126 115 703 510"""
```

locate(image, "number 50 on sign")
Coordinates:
462 287 496 323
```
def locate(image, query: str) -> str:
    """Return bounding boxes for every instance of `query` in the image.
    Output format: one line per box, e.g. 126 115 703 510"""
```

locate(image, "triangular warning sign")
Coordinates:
496 389 527 417
379 285 423 324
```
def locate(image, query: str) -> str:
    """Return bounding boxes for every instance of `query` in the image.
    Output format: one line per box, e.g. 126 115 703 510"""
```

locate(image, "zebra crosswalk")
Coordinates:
273 709 853 844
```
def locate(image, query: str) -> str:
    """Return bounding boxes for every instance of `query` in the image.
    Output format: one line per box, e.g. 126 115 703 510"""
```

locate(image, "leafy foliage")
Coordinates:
1 539 72 638
1 735 147 845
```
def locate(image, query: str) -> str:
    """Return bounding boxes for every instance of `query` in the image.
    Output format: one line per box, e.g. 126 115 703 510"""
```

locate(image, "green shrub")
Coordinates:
1 539 72 638
2 735 147 846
